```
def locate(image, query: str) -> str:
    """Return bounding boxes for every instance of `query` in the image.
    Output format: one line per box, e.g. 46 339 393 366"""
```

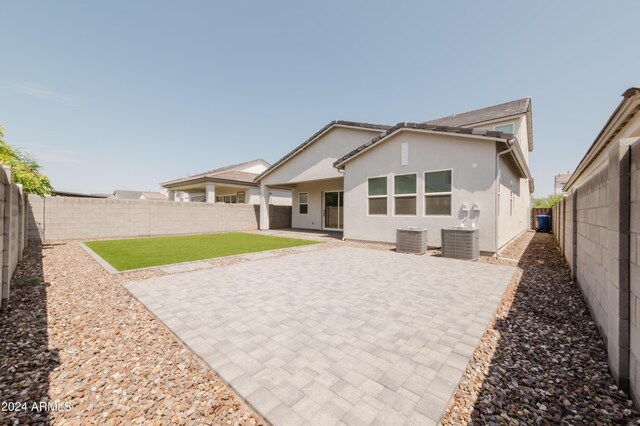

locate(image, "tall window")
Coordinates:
495 123 514 133
394 174 416 215
237 192 246 204
368 177 387 215
299 192 309 214
425 170 452 215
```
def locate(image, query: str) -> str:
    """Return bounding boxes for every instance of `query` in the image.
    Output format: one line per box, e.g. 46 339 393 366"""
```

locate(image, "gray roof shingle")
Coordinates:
424 97 531 127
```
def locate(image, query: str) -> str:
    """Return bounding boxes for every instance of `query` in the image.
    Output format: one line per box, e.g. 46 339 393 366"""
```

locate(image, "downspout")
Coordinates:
495 138 516 254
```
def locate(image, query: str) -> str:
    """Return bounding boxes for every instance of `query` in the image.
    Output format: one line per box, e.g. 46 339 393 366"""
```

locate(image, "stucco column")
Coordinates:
205 183 216 203
259 182 270 230
168 190 176 202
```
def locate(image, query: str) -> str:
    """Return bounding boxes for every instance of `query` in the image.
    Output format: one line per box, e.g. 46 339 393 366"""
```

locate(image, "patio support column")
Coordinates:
205 183 216 203
259 182 270 230
168 190 176 202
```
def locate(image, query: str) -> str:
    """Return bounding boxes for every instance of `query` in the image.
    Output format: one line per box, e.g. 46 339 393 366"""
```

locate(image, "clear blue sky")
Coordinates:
1 1 638 196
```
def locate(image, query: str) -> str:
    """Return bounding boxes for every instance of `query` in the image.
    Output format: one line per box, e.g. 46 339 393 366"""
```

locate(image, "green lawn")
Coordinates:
84 232 318 271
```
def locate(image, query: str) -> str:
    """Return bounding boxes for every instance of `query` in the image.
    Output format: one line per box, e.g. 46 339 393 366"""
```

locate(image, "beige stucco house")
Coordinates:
256 99 534 253
161 159 291 205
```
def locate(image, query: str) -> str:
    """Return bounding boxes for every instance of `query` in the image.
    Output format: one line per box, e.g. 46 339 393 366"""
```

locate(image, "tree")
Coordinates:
533 193 563 208
0 125 54 196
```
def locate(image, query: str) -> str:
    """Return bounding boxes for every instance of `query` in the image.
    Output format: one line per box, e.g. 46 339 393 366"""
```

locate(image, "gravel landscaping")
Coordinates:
2 231 640 425
441 231 640 425
0 242 266 425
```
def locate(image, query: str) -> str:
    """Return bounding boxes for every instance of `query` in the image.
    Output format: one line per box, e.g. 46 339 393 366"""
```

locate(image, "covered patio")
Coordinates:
259 177 344 231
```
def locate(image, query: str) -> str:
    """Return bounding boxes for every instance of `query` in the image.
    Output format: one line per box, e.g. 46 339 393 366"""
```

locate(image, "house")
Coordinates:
161 159 291 205
554 173 572 194
112 190 168 201
256 98 534 253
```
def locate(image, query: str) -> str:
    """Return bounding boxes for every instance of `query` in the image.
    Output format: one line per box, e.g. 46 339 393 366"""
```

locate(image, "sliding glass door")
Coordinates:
323 191 343 230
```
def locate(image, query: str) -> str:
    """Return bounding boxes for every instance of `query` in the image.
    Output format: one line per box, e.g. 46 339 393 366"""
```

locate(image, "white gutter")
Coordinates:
495 139 517 253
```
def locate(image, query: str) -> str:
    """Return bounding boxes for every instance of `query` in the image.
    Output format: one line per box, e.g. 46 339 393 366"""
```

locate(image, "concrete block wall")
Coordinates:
27 196 263 241
575 165 609 343
553 138 640 403
0 167 27 311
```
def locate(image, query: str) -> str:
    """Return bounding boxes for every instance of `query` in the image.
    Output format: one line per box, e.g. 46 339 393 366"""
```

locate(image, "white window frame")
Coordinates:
495 123 514 133
237 191 245 204
298 192 309 215
393 173 417 217
367 176 388 216
424 168 453 217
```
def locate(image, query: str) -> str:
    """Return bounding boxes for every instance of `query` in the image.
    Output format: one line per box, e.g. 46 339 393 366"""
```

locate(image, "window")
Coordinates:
237 192 245 204
495 123 514 133
425 170 452 215
394 174 416 215
299 192 309 214
367 177 387 215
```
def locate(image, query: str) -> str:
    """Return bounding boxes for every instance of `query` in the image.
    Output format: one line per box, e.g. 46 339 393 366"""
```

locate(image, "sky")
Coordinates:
0 1 638 197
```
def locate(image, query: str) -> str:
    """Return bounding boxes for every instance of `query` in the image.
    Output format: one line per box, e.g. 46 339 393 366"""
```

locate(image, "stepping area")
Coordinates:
125 246 515 425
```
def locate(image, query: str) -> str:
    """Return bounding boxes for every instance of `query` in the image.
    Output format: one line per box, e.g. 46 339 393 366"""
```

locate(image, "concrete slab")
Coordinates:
125 246 515 425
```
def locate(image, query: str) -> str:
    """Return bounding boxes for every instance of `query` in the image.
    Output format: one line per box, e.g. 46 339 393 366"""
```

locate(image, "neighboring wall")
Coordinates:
0 167 28 311
552 137 640 403
27 196 262 241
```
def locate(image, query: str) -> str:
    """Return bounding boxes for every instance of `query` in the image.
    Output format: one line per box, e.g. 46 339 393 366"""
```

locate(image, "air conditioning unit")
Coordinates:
396 228 427 255
441 228 479 261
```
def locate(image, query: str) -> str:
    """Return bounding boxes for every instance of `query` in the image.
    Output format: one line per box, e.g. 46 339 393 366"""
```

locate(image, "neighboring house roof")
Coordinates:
162 159 269 188
141 192 168 200
564 87 640 191
333 122 532 182
424 98 531 127
113 190 144 200
554 173 572 186
255 120 391 182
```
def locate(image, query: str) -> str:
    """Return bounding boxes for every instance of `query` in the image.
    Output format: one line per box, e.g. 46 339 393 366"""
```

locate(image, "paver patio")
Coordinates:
125 246 515 425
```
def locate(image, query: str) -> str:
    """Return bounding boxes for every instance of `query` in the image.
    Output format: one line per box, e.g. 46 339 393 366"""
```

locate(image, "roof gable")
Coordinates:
255 120 391 181
334 122 513 168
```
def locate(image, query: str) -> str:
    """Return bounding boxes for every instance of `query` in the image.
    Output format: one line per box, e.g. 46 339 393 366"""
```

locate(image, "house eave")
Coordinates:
564 87 640 191
163 177 259 189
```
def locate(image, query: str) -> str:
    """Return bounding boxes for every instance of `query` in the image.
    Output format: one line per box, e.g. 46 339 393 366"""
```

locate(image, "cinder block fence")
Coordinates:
0 167 28 311
26 195 292 241
553 137 640 404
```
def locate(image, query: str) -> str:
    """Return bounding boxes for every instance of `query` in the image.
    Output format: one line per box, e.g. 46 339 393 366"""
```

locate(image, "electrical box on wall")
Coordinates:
472 203 480 211
460 202 469 212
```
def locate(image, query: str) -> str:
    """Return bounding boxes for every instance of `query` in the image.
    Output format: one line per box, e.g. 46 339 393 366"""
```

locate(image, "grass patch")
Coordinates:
84 232 318 271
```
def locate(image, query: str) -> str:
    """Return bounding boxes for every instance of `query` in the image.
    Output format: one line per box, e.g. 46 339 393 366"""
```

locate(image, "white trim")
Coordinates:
393 173 417 217
298 192 309 215
424 169 453 217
